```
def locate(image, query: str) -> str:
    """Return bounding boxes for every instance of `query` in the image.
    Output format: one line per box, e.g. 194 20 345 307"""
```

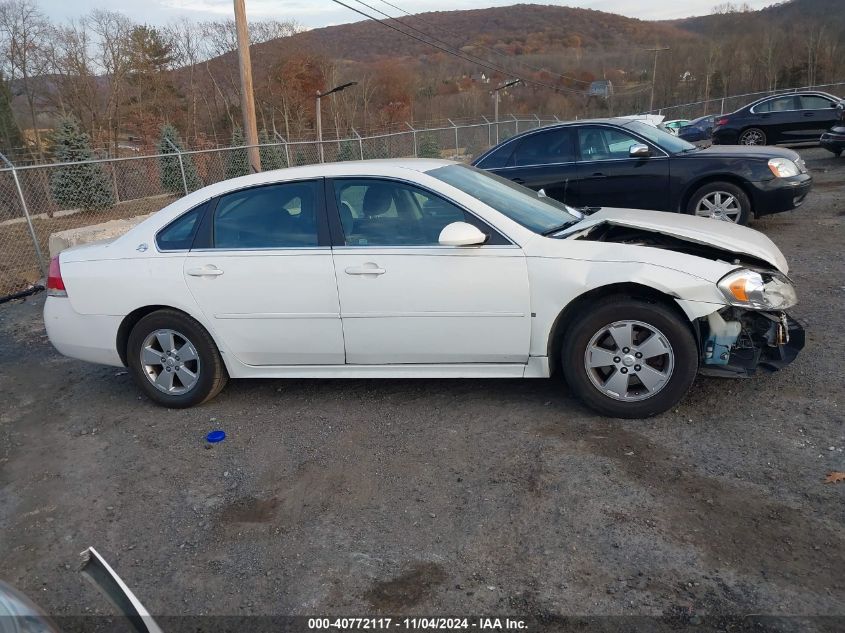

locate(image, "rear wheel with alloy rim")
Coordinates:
739 127 766 145
687 181 751 225
561 297 698 418
127 309 227 408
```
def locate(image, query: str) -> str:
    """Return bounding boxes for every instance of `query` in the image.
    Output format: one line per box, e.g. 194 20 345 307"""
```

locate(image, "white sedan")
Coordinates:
44 159 804 418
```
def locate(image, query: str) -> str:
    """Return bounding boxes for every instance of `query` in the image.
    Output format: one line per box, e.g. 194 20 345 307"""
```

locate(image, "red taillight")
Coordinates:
46 256 67 296
715 117 730 127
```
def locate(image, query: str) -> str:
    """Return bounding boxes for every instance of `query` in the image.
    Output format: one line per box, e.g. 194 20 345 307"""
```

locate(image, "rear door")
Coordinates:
574 125 670 210
183 179 345 366
751 95 801 143
483 127 581 206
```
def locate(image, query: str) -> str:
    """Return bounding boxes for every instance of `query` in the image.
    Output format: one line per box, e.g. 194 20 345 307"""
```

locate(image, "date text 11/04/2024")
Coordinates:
307 617 528 630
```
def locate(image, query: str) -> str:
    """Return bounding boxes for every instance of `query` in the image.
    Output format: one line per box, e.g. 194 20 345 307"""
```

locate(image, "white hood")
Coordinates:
559 207 789 273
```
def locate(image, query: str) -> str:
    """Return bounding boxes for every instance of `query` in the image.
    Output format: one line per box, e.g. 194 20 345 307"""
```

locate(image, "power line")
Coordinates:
329 0 584 94
372 0 592 85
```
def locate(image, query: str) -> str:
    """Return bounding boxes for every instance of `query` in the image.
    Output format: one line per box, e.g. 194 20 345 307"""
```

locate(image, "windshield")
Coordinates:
427 164 581 235
624 120 697 153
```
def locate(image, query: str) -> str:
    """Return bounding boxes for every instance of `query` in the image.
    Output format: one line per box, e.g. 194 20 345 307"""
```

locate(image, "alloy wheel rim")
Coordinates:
584 320 675 402
740 130 764 145
695 191 742 223
140 329 200 395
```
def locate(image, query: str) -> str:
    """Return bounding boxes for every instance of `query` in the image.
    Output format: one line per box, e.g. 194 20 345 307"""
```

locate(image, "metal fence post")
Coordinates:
0 151 47 276
720 97 725 115
447 119 459 157
164 138 189 195
481 115 491 148
274 131 291 167
511 114 519 135
352 128 364 160
406 122 418 157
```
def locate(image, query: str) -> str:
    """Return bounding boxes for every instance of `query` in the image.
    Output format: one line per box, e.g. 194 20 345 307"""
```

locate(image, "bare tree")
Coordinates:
50 20 100 135
0 0 52 158
166 19 203 140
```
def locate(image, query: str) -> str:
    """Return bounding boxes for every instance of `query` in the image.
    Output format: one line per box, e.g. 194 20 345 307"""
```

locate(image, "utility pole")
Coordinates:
316 82 357 163
646 47 670 113
234 0 261 172
493 79 520 144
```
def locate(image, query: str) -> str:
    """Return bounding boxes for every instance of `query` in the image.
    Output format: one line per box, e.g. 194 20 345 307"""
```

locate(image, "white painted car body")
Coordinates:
44 159 791 384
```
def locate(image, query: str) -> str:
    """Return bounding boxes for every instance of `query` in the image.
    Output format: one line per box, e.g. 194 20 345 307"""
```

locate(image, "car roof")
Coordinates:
744 90 840 109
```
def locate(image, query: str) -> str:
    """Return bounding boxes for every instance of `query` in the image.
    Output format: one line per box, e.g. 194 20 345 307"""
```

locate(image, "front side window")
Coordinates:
212 181 320 249
578 127 641 160
512 128 576 166
333 179 478 246
801 95 836 110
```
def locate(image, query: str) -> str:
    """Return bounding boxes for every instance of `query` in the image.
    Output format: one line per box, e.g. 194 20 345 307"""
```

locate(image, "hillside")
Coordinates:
674 0 845 38
248 4 697 65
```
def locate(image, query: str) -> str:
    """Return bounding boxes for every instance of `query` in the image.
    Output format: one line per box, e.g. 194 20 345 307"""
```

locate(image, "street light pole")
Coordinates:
646 47 670 113
316 81 358 163
493 79 520 144
233 0 261 172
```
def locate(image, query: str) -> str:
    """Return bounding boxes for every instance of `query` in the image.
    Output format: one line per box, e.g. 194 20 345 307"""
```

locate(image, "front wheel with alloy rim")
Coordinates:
686 181 751 225
739 127 766 145
561 297 698 418
127 309 227 408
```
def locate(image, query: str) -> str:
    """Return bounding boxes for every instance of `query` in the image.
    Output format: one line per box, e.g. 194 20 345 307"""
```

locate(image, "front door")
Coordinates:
328 178 531 365
575 125 670 210
183 179 345 366
797 94 839 141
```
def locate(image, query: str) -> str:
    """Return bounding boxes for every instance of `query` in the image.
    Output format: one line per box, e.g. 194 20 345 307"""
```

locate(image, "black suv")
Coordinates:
472 118 812 225
712 91 841 146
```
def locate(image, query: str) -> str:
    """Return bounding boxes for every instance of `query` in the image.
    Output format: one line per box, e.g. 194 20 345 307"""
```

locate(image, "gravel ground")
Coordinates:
1 148 843 632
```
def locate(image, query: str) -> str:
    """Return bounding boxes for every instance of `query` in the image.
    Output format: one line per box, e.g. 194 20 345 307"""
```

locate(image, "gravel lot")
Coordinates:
1 148 843 632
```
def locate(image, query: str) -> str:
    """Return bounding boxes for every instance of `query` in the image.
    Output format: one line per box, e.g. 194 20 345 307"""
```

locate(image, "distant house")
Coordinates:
589 80 613 98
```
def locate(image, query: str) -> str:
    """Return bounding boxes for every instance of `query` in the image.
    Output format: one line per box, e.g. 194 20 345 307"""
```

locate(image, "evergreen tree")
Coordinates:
336 140 356 162
0 72 22 156
293 150 307 166
158 124 201 194
258 129 286 170
224 126 249 179
49 117 114 211
363 138 388 159
417 134 441 158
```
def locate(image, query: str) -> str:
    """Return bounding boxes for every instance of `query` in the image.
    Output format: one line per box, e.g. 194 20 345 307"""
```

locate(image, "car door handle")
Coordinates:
345 264 386 276
590 172 607 178
803 112 815 117
187 266 224 277
511 177 525 184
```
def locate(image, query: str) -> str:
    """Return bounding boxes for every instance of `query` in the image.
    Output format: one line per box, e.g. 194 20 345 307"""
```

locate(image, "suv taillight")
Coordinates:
715 117 730 127
46 256 67 297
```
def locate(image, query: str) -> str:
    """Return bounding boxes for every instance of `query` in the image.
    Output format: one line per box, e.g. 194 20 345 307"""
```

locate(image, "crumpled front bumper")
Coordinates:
699 311 805 378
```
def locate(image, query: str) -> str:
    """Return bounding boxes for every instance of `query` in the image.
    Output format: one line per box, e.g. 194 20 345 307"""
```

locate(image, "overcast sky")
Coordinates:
35 0 776 27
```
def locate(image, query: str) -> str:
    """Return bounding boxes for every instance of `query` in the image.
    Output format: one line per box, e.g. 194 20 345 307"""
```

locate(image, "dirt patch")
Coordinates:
365 563 448 610
220 496 279 523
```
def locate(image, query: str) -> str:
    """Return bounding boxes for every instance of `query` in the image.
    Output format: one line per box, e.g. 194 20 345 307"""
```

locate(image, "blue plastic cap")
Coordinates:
206 430 226 443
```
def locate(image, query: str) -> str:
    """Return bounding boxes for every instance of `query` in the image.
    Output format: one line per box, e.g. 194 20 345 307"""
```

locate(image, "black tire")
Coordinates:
686 181 752 225
127 309 228 408
560 296 698 419
738 127 766 146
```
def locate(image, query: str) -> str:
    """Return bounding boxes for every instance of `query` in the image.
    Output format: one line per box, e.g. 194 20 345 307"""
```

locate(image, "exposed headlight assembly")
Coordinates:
768 157 800 178
718 269 797 310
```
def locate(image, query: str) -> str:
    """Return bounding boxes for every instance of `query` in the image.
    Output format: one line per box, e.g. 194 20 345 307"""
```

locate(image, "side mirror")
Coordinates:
438 222 488 247
629 144 650 158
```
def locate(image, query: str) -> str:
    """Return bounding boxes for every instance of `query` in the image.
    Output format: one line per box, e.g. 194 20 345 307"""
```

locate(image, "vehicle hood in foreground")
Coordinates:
556 207 789 273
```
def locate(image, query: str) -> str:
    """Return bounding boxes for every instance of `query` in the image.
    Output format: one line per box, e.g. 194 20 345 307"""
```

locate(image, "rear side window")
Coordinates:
213 181 321 249
475 142 515 169
156 203 205 251
512 128 576 166
754 96 798 113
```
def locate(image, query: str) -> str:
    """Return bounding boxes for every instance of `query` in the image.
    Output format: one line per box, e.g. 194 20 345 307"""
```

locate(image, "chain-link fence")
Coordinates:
0 115 563 298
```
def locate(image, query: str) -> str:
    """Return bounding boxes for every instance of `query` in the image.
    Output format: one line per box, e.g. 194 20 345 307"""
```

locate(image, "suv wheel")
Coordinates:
127 309 228 408
561 297 698 419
